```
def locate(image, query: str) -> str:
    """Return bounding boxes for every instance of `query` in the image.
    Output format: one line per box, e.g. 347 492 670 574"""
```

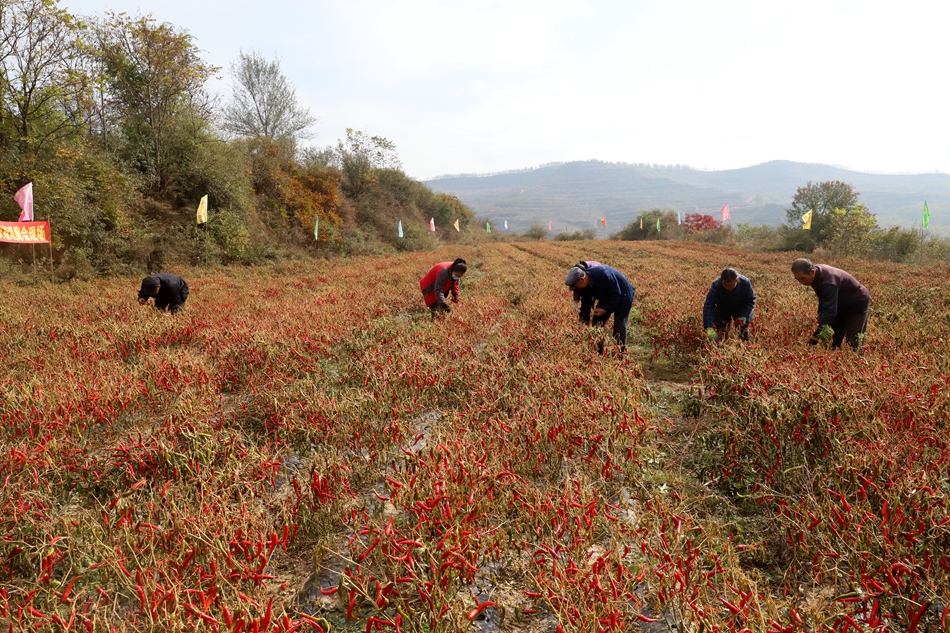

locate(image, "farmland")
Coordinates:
1 241 948 633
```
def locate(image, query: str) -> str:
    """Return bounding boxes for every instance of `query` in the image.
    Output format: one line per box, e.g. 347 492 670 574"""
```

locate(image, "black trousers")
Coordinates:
429 303 451 319
155 284 189 314
714 313 750 341
829 300 869 350
592 304 631 352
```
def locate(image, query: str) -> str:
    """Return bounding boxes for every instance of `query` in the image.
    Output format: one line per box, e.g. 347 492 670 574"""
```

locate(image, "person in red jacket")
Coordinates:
420 258 467 318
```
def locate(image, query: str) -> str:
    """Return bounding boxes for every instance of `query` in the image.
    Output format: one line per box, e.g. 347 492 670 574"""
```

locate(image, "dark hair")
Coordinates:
791 258 814 274
575 261 589 271
720 268 739 282
451 258 467 274
142 275 161 295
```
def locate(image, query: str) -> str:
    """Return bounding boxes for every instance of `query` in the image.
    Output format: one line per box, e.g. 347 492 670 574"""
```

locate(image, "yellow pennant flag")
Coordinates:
453 219 460 232
196 195 208 225
801 209 813 230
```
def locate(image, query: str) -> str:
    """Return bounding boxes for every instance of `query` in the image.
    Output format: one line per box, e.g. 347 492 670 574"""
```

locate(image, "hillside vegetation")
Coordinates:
0 1 474 278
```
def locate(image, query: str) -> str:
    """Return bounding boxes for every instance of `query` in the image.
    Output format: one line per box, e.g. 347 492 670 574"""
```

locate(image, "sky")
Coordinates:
64 0 950 181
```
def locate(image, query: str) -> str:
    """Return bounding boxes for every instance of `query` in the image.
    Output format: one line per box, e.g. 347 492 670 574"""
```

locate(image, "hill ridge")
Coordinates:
426 160 950 232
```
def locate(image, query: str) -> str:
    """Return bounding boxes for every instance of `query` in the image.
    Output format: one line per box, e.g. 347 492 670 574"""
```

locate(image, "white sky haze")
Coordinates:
65 0 950 180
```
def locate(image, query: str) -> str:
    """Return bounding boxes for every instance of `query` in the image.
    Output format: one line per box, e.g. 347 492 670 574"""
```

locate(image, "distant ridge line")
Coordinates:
428 159 948 181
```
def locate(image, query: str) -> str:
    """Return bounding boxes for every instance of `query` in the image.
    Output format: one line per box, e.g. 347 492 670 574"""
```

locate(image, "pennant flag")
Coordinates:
398 220 404 238
640 217 643 229
720 204 730 221
677 211 681 225
486 221 491 233
313 217 319 240
548 221 552 231
656 218 661 231
923 201 930 229
801 209 813 230
601 217 606 227
196 195 208 225
14 183 33 222
453 219 460 232
429 217 435 232
504 220 508 230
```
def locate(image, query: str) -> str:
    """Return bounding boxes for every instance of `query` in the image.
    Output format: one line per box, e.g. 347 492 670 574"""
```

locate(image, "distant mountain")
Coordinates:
426 160 950 234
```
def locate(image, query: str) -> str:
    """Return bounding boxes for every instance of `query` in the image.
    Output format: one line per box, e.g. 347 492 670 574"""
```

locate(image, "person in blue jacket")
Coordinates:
565 263 635 353
703 267 755 341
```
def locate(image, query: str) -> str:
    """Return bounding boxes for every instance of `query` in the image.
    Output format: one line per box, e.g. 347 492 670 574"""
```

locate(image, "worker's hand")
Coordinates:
451 295 459 304
807 337 819 346
735 317 747 325
138 298 148 305
705 327 718 341
592 307 607 317
815 325 833 342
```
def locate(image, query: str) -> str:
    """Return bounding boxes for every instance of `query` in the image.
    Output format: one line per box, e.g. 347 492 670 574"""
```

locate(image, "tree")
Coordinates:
0 0 89 152
683 213 722 232
821 205 878 256
330 128 401 198
784 180 860 251
223 49 316 142
95 13 218 189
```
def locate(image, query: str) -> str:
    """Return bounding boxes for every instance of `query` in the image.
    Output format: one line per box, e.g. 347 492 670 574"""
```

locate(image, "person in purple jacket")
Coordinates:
792 258 870 351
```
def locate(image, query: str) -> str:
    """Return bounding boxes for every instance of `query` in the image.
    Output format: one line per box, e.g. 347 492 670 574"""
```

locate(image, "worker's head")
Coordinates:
141 275 162 296
451 258 467 280
720 268 740 291
565 266 589 291
791 259 817 286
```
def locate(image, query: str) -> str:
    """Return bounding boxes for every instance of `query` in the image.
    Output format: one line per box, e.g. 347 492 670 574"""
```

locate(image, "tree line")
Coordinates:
610 181 949 264
0 0 475 278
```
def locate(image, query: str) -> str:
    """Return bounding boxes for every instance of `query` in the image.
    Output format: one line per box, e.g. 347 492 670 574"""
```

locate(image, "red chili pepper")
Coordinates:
467 601 495 620
60 576 80 603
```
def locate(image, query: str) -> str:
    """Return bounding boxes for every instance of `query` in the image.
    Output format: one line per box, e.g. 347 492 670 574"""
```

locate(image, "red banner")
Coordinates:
0 221 50 244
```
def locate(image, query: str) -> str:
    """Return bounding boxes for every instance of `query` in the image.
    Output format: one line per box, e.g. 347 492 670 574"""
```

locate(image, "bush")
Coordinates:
554 228 597 241
521 224 548 240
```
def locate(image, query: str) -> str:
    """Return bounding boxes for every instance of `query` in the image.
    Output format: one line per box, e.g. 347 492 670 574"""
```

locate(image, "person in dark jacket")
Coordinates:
570 260 602 303
565 263 635 353
138 273 189 314
792 258 870 350
420 258 466 318
703 267 755 341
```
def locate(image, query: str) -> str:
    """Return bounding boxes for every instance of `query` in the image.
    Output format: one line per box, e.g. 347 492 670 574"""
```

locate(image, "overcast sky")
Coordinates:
65 0 950 180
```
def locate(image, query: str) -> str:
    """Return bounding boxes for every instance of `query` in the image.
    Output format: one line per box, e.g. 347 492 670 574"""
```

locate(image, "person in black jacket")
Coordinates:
565 263 635 353
138 273 189 314
792 258 870 350
703 268 755 341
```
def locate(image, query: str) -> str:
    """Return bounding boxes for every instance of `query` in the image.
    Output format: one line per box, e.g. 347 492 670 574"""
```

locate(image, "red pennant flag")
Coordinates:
720 204 730 221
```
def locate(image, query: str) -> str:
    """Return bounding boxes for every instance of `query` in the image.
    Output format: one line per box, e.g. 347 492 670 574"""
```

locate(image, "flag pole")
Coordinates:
47 220 54 283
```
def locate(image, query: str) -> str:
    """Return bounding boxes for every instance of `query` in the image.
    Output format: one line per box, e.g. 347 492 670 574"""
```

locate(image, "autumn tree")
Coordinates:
821 205 879 256
683 213 722 232
223 49 316 142
329 128 401 198
0 0 89 152
784 180 861 251
94 13 218 189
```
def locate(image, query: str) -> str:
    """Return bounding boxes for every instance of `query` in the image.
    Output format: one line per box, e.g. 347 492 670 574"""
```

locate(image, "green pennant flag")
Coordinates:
656 218 661 231
486 222 491 233
923 200 931 228
313 217 319 240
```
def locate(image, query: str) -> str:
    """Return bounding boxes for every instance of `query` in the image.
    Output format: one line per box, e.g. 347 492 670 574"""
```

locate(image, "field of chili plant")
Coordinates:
0 241 947 633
